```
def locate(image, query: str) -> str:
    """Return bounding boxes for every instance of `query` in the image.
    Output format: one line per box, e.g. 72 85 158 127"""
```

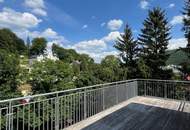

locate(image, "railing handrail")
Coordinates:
0 79 137 103
0 79 189 103
138 79 190 83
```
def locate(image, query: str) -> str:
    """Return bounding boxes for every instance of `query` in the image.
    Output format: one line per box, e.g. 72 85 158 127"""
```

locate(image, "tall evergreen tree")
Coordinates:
114 24 139 79
183 0 190 47
182 0 190 58
179 0 190 79
138 7 171 79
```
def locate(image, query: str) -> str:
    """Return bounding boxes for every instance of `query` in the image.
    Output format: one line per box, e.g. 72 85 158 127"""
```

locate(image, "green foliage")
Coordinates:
138 7 172 79
114 24 139 67
52 44 80 63
30 59 75 93
137 58 151 78
74 71 102 88
166 49 189 65
79 54 95 72
30 37 47 56
0 49 21 99
114 24 140 79
178 62 190 75
99 55 125 82
182 0 190 47
0 28 27 55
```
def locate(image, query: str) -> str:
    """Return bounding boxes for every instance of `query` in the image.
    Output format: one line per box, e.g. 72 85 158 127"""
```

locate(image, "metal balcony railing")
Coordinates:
0 79 189 130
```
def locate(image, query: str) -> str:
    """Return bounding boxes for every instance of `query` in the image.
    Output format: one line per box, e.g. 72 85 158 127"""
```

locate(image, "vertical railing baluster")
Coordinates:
102 87 105 110
144 80 147 96
164 82 167 98
8 101 12 130
84 89 87 119
55 93 59 130
116 83 119 104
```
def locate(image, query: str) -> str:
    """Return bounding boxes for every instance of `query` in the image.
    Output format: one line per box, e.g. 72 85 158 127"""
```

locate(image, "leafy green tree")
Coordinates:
94 55 126 82
30 59 75 93
0 28 27 54
0 49 21 99
74 71 102 88
138 7 172 79
79 54 95 72
52 44 80 63
137 58 151 78
30 37 47 56
114 24 140 79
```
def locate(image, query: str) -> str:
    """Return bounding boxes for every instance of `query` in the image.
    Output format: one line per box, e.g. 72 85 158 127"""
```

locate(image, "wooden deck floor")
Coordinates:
65 96 190 130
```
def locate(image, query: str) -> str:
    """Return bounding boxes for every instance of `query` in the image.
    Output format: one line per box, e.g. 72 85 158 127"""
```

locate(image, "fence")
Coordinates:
0 80 137 130
0 79 189 130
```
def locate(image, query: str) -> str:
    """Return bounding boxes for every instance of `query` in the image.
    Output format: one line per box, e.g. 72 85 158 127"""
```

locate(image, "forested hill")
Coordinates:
166 49 189 65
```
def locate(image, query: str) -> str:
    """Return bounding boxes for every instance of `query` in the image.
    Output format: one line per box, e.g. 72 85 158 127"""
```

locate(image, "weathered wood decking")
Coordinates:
65 96 190 130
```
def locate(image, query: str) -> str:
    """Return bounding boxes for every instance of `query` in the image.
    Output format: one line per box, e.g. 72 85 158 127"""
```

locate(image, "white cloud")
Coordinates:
32 8 47 16
73 39 107 53
71 39 118 62
24 0 45 9
82 24 88 29
170 15 183 25
69 31 121 62
24 0 47 17
169 3 175 8
107 19 123 31
0 8 42 29
0 0 4 3
88 51 119 63
168 38 187 50
101 22 106 27
102 31 121 42
140 0 149 9
15 28 69 48
41 28 57 38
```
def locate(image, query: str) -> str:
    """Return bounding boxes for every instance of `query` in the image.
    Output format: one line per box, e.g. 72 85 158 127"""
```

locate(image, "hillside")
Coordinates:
166 49 189 65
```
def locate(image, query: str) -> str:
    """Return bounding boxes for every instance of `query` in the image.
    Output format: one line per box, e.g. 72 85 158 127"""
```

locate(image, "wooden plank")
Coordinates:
65 96 190 130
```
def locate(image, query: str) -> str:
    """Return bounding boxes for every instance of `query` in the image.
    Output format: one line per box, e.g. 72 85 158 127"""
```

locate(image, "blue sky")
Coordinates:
0 0 187 62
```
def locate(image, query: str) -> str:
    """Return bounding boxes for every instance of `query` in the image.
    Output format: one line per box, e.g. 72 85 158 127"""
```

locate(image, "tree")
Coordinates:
30 37 47 56
92 55 126 82
30 59 75 93
0 28 27 55
183 0 190 48
179 0 190 79
138 7 171 79
114 24 140 79
52 44 80 63
0 49 21 99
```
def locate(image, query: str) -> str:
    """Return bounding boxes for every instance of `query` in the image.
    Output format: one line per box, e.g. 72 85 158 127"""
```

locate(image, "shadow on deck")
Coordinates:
66 97 190 130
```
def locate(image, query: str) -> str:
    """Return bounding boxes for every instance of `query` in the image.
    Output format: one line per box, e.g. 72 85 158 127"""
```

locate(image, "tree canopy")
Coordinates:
30 37 47 56
0 28 26 55
138 7 172 79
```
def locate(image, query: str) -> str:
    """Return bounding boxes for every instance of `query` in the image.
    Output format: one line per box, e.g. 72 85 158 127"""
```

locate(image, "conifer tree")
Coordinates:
138 7 171 79
114 24 140 78
182 0 190 58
